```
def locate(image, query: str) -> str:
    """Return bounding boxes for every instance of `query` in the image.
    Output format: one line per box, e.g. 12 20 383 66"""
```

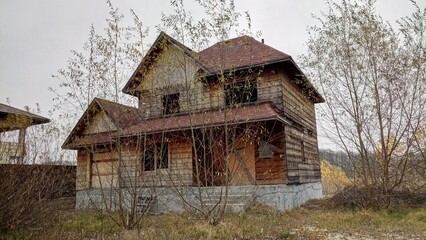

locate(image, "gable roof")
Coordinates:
94 98 141 129
122 32 208 96
0 103 50 132
198 36 291 74
62 98 140 149
122 32 324 103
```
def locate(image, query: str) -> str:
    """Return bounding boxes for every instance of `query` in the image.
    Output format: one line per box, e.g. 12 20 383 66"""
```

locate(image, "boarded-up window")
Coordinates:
89 151 118 189
255 131 286 184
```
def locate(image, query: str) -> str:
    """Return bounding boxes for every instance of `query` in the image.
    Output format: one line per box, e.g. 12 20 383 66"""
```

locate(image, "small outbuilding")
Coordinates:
0 103 50 164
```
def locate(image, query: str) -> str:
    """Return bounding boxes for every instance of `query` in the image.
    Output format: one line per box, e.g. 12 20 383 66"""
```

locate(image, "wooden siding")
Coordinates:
82 111 117 134
137 45 202 119
274 69 321 184
284 126 321 184
76 149 119 190
228 138 256 185
76 150 89 190
138 63 285 120
120 139 193 188
90 151 119 189
257 68 284 111
255 123 287 185
281 71 317 131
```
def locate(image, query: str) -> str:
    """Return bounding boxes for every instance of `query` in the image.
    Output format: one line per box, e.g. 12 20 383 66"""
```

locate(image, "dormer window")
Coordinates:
162 93 180 115
224 80 257 106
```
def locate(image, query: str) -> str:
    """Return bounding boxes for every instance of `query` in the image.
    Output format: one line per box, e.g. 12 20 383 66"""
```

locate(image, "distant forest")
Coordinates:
319 149 351 176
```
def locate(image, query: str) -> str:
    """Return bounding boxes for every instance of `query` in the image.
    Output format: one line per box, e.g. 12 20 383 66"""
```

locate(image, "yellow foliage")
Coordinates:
321 160 351 196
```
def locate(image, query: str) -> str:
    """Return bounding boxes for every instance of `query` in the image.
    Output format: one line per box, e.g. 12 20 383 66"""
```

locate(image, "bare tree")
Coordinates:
50 0 151 229
303 0 426 202
56 0 277 230
50 0 148 136
154 0 266 225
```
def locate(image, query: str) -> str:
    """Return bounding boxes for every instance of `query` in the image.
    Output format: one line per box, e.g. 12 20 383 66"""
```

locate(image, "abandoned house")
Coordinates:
0 103 50 164
63 32 324 212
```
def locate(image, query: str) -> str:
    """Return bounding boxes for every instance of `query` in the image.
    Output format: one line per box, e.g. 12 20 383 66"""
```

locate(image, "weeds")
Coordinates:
3 199 426 239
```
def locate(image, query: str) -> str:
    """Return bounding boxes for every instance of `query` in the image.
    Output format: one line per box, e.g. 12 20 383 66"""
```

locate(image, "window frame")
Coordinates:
224 80 258 106
162 93 180 115
142 142 169 172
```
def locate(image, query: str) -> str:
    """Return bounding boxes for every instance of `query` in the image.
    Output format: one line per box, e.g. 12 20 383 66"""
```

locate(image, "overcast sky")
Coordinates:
0 0 424 147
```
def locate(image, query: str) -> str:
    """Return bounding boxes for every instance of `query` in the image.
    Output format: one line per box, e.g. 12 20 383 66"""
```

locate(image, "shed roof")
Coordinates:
119 102 289 137
0 103 50 132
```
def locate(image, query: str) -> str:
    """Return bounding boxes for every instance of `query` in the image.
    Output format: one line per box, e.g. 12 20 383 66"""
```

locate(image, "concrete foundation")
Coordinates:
76 182 322 213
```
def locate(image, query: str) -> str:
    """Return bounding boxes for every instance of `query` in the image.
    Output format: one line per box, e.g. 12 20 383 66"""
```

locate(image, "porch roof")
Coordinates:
63 132 115 149
0 103 50 132
119 102 288 137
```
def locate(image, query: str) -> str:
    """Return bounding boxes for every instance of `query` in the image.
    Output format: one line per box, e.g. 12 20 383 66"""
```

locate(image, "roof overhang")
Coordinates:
0 104 50 132
199 58 325 104
118 101 291 138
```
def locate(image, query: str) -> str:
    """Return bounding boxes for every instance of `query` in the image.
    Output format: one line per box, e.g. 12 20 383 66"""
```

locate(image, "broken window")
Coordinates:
142 143 169 171
162 93 180 115
258 136 281 159
224 80 257 106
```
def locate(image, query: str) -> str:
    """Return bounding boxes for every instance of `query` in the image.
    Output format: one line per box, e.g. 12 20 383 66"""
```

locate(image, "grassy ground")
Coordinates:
2 199 426 240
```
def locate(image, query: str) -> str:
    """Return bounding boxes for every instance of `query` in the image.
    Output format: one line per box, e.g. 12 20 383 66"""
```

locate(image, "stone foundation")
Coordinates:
76 182 322 213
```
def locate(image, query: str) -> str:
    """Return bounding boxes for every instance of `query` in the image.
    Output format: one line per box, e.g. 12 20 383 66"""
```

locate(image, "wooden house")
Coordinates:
63 32 324 212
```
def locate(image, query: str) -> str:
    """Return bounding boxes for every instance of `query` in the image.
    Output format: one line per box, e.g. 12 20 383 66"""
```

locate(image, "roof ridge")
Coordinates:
94 97 138 110
198 35 291 74
198 35 253 53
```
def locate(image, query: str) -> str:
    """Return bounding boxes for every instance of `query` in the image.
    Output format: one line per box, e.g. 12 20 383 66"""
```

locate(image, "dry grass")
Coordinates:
2 199 426 239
